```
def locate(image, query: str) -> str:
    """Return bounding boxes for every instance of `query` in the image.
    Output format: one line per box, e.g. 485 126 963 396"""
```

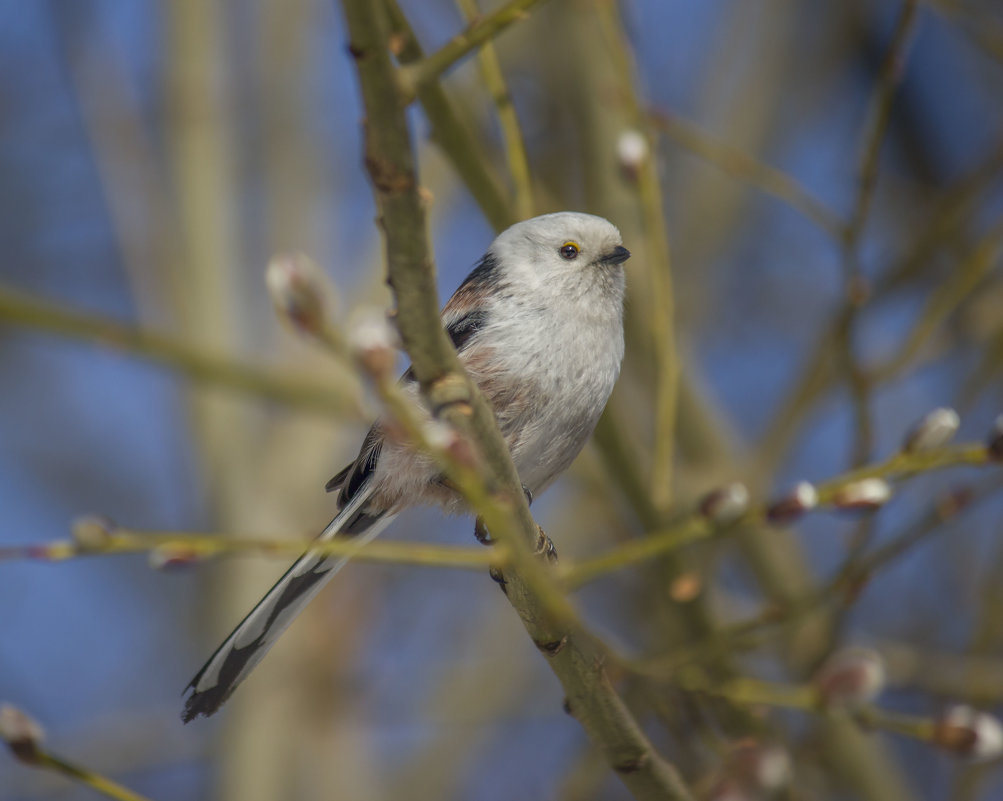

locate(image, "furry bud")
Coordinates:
71 515 115 551
148 543 202 571
423 420 478 471
814 647 886 707
832 478 892 512
266 253 328 335
699 482 750 525
0 704 44 764
903 407 960 452
617 129 649 180
987 415 1003 462
727 740 792 793
348 308 400 380
934 705 1003 762
766 481 818 523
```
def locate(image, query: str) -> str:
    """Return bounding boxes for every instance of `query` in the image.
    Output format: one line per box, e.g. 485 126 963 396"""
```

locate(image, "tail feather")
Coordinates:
182 486 394 722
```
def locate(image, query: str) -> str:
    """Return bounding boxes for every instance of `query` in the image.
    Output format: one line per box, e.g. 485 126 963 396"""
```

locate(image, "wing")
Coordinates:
325 251 500 497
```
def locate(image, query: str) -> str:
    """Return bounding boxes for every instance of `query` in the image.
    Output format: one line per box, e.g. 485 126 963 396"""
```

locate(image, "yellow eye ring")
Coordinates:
559 241 580 260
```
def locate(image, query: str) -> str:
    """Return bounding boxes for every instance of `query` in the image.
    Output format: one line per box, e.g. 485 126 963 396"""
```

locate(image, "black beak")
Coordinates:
602 245 631 265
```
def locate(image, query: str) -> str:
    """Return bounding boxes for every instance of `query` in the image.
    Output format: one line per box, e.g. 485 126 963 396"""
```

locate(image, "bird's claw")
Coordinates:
535 527 558 563
474 516 493 546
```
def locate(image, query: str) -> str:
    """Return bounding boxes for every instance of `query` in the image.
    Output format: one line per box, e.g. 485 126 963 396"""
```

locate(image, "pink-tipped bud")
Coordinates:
617 129 649 180
727 740 792 793
699 482 750 525
903 407 960 453
0 704 45 764
766 481 818 523
266 253 328 335
706 782 751 801
669 573 702 603
424 420 478 471
813 647 886 707
348 308 400 380
832 478 892 512
148 543 202 571
71 515 115 551
987 415 1003 462
934 705 1003 763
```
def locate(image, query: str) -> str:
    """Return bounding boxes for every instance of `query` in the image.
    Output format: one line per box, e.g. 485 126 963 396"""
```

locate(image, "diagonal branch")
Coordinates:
0 285 361 418
397 0 550 100
339 2 693 798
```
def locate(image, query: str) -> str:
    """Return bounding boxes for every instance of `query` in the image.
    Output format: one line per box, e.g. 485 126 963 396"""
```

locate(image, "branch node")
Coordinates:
429 372 474 416
613 752 651 774
534 635 568 656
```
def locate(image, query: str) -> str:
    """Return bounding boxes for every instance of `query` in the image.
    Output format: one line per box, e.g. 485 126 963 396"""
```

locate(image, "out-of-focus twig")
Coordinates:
871 220 1003 382
838 0 920 466
0 285 363 418
398 0 550 99
385 0 516 231
594 5 680 513
564 441 991 588
844 0 921 274
0 529 500 571
649 109 843 238
454 0 534 219
1 705 154 801
922 0 1003 62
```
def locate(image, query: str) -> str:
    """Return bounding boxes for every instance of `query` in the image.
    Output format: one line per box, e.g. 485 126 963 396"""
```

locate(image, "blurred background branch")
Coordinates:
4 0 1003 800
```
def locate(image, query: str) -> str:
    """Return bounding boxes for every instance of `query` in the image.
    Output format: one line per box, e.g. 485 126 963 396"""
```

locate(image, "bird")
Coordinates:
182 211 630 722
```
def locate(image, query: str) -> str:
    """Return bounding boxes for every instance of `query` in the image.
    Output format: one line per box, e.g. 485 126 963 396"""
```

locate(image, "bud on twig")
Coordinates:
265 253 329 336
933 705 1003 762
813 647 886 707
423 420 478 471
348 307 400 380
987 415 1003 462
699 482 750 525
0 704 45 764
148 543 202 571
669 573 702 603
903 407 960 452
617 129 649 180
766 481 818 523
71 515 114 551
727 739 792 793
832 477 892 512
706 782 750 801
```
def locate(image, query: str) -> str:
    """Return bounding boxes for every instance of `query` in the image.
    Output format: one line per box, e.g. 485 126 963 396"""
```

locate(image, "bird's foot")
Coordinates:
474 516 493 546
534 526 558 563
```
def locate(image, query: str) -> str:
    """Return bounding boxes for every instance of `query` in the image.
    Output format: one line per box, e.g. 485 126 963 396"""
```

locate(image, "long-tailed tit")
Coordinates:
182 212 630 721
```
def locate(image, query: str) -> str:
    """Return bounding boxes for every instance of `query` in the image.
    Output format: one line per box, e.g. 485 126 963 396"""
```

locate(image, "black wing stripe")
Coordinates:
446 309 488 351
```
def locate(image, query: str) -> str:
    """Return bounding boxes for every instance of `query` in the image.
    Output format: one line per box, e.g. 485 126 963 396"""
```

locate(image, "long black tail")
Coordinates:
182 486 394 722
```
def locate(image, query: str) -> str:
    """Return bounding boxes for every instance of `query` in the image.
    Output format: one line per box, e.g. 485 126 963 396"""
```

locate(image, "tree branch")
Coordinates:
0 285 361 418
339 2 693 798
397 0 550 100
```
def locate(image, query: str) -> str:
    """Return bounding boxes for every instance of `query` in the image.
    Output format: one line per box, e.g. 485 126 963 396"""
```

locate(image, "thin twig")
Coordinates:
0 530 501 571
563 441 991 588
649 109 843 238
397 0 550 100
844 0 921 266
870 219 1003 383
837 0 921 465
384 0 516 231
0 285 362 418
594 5 680 514
455 0 534 219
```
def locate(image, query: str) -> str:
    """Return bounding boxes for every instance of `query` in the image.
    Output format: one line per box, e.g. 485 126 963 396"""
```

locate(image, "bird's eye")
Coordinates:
559 241 580 260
